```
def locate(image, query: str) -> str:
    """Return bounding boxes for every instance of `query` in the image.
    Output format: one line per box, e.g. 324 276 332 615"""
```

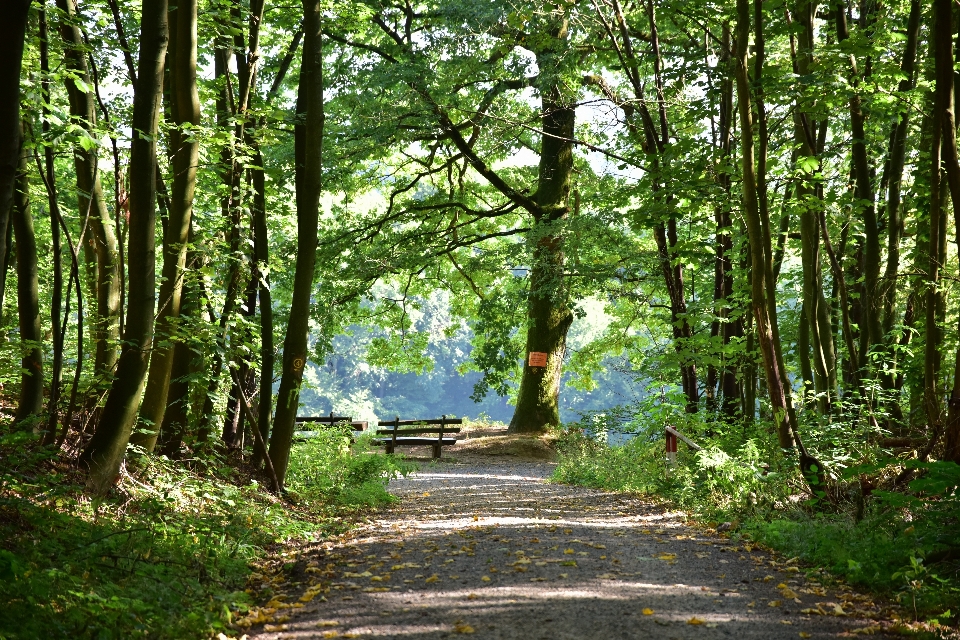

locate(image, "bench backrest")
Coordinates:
296 413 367 431
376 415 462 444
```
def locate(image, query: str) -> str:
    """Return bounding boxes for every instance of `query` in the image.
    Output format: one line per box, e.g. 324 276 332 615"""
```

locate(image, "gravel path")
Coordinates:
248 453 899 639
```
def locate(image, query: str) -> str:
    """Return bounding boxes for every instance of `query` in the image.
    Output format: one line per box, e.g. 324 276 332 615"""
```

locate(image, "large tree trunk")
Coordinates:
55 0 121 378
133 0 200 451
268 0 323 488
509 21 575 434
0 0 30 297
12 146 43 426
80 0 168 492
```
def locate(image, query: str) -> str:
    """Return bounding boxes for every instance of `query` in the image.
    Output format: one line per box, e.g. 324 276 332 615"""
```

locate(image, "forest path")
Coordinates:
249 451 899 640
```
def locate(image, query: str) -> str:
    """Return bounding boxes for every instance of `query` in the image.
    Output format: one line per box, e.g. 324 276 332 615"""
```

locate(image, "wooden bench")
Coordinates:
375 415 462 459
295 413 368 439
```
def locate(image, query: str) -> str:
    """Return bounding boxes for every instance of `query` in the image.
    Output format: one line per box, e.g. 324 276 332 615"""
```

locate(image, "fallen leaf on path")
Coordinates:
481 576 491 582
799 633 812 638
642 608 654 615
425 574 439 583
454 623 475 634
849 625 883 634
687 617 706 625
317 621 339 627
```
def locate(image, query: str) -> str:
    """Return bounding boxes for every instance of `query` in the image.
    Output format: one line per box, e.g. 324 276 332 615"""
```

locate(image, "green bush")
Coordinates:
284 427 414 507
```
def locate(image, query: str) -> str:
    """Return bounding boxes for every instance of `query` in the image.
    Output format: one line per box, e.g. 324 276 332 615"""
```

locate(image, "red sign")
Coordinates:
528 352 548 367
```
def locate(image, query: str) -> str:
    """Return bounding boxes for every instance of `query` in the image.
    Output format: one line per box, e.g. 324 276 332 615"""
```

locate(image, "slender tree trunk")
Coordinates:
924 0 951 438
56 0 121 378
39 10 65 438
835 2 881 364
252 142 274 456
714 22 741 418
0 0 30 291
268 0 323 488
0 221 11 317
935 0 960 462
80 0 168 492
792 0 837 410
737 0 825 493
157 242 198 457
133 0 200 451
12 146 43 426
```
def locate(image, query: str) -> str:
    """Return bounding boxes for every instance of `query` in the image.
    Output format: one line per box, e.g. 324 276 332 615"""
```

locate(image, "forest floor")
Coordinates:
242 435 913 640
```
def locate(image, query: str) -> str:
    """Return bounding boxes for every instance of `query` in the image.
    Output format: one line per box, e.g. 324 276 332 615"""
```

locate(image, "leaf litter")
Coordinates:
236 448 910 639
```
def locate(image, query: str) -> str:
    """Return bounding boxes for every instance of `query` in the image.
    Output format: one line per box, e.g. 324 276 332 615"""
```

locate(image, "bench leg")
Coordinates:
386 444 394 454
432 444 441 459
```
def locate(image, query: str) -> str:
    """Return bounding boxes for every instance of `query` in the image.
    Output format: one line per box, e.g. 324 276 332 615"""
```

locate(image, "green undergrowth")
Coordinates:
552 415 960 630
0 425 411 640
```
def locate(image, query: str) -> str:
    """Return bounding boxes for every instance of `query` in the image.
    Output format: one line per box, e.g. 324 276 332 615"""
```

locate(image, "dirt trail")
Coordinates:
249 449 899 639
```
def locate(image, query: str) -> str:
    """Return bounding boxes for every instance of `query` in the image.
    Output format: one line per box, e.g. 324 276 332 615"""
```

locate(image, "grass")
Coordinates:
0 425 411 640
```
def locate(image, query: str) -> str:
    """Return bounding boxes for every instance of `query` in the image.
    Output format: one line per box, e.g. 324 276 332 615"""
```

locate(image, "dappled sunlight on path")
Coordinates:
246 457 899 639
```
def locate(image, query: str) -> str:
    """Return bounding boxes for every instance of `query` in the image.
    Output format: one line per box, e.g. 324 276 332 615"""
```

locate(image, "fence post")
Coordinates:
665 425 677 467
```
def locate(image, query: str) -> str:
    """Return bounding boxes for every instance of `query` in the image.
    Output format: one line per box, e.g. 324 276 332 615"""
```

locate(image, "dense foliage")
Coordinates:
2 0 960 633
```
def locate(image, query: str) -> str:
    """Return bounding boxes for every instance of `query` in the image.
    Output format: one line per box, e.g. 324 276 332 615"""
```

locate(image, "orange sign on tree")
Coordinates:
528 352 548 367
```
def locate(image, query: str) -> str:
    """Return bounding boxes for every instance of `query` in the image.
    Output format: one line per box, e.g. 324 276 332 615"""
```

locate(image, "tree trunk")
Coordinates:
252 141 274 457
80 0 168 492
157 241 199 458
935 0 960 462
268 0 323 488
12 145 43 426
0 0 30 293
509 25 575 434
55 0 121 378
737 0 825 494
793 0 837 410
834 2 881 365
924 0 950 437
39 10 65 439
133 0 200 451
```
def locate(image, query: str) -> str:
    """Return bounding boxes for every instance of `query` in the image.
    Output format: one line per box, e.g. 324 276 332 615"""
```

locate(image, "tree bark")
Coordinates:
133 0 200 451
157 240 199 458
924 0 950 438
0 0 30 293
737 0 825 495
935 0 960 462
268 0 323 488
80 0 168 492
252 141 274 456
55 0 121 378
792 0 837 410
12 145 43 426
509 35 575 433
39 9 65 439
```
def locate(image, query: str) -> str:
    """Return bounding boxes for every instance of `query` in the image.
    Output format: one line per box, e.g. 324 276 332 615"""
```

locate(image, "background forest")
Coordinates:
2 0 960 635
